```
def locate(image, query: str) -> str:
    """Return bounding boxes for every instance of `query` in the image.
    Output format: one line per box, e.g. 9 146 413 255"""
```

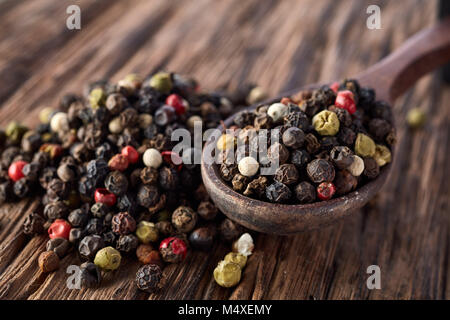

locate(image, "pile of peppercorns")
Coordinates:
218 79 395 204
0 72 263 291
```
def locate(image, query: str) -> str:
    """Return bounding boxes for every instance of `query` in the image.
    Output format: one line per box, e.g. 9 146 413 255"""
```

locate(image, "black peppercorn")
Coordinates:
57 163 77 182
79 262 102 288
69 228 85 244
23 212 46 235
197 201 218 221
274 164 299 186
137 185 160 208
189 226 216 251
79 235 105 260
22 163 40 182
268 142 290 165
116 193 138 215
306 159 335 183
294 182 316 204
136 264 162 293
46 238 70 258
155 220 176 236
140 167 158 185
305 133 321 154
243 176 268 198
368 118 391 142
111 212 136 235
282 127 305 149
363 157 380 179
104 170 128 196
68 208 89 227
84 218 104 235
337 127 356 146
266 181 292 203
284 111 309 131
219 163 238 182
13 178 30 198
334 170 358 195
47 178 70 202
44 201 70 221
219 218 245 243
102 230 118 246
116 234 139 253
330 146 354 170
290 149 311 169
159 167 179 191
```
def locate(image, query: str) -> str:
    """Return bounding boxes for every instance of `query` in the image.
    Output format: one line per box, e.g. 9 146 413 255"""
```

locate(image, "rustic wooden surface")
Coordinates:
0 0 448 300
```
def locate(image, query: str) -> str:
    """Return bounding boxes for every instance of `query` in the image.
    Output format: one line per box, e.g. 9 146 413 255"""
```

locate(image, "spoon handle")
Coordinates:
356 17 450 102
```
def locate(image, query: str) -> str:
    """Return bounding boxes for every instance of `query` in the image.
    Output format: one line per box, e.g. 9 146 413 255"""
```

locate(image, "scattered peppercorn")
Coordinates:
136 264 163 292
38 251 60 273
159 237 188 263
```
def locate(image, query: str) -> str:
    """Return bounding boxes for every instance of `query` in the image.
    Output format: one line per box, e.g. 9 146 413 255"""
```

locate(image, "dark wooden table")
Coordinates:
0 0 448 300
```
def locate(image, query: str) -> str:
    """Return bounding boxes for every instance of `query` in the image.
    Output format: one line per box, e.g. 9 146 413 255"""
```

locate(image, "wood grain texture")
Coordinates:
0 0 448 300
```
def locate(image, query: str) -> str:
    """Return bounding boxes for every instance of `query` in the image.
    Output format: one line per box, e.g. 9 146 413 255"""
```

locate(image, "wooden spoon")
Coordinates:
201 18 450 235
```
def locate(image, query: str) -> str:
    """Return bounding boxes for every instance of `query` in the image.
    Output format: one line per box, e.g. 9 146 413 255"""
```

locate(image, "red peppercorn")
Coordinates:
121 146 139 164
165 94 187 115
108 154 129 171
94 188 117 207
330 82 340 93
161 151 183 171
48 219 71 240
159 237 188 263
317 182 336 200
335 90 356 114
8 160 28 182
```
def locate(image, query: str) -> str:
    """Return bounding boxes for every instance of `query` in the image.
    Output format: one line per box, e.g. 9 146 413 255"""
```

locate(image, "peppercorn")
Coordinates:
172 206 197 233
79 235 105 261
136 264 163 293
23 212 46 235
267 103 289 123
268 142 289 165
355 133 376 158
46 238 70 258
116 234 139 253
224 252 247 269
306 159 335 183
105 93 127 115
374 144 391 167
363 157 380 179
88 88 106 109
136 221 159 244
274 164 299 186
108 154 129 172
159 237 188 263
44 201 69 221
330 146 353 170
214 260 241 288
347 155 365 177
219 218 245 243
282 127 305 149
143 148 162 169
317 182 336 200
237 156 259 177
368 118 391 141
216 134 236 151
159 167 179 191
89 203 108 219
155 220 176 237
13 178 30 198
69 228 85 244
312 110 340 136
242 176 267 198
219 163 238 182
94 246 121 271
266 181 291 203
149 72 172 94
79 262 102 288
38 251 60 273
334 170 358 195
21 131 41 153
8 160 27 182
196 201 218 221
21 162 39 182
304 133 321 154
294 181 316 204
111 212 136 235
84 218 103 235
48 219 71 240
232 233 254 257
47 178 69 202
104 171 128 196
335 90 356 114
189 226 216 251
94 188 117 207
136 244 163 267
137 185 159 208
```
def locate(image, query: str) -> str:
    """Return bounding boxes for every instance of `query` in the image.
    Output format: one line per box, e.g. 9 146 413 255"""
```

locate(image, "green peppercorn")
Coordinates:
224 252 247 269
149 72 172 94
406 108 426 129
39 107 56 124
355 133 376 157
374 144 391 167
94 246 121 271
136 221 159 244
6 121 28 144
89 88 106 109
312 110 340 136
213 260 241 288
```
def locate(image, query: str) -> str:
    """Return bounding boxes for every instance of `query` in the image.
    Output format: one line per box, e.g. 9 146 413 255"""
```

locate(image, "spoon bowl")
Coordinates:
201 18 450 234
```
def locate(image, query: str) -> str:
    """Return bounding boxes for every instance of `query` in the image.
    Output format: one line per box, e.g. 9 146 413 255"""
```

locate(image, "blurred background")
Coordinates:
0 0 448 299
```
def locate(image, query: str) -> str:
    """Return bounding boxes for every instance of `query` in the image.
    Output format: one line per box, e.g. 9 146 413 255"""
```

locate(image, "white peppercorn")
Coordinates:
267 103 289 122
347 155 365 177
238 157 259 177
143 148 162 168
